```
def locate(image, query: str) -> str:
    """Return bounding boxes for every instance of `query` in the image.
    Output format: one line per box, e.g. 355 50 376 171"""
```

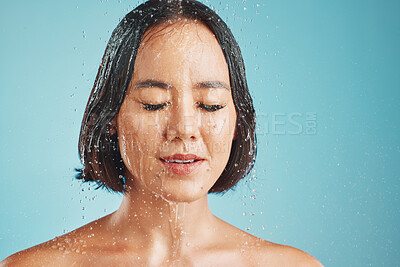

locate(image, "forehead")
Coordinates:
132 19 229 84
140 19 219 52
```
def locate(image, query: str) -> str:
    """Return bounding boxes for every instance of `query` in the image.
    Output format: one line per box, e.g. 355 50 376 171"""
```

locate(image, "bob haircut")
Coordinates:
76 0 256 194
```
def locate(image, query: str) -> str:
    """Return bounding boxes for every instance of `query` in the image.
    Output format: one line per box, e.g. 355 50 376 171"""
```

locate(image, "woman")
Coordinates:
2 0 322 266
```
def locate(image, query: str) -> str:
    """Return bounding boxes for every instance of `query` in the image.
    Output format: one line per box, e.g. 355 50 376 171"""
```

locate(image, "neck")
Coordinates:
109 177 217 259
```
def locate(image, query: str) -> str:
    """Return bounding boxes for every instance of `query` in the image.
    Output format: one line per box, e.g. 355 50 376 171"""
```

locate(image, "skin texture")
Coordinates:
1 21 323 266
118 20 237 203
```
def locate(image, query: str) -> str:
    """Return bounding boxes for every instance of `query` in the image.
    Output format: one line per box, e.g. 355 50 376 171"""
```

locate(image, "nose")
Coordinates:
165 97 200 142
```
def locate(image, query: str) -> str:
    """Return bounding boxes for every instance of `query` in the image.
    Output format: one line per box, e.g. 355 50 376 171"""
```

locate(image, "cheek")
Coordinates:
201 109 236 155
120 111 163 141
118 111 165 171
118 119 139 173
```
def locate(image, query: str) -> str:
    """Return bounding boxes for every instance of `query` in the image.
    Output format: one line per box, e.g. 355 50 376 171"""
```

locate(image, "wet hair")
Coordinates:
75 0 256 194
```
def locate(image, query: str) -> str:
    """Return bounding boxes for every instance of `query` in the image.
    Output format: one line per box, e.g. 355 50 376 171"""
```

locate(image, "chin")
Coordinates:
160 191 205 203
126 166 220 203
150 179 212 203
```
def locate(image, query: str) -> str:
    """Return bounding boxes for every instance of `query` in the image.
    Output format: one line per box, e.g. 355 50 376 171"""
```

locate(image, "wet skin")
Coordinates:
1 20 323 267
117 19 237 203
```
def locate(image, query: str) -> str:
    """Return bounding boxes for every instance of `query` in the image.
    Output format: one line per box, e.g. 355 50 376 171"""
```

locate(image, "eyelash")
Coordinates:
197 103 226 112
141 102 168 111
141 102 226 112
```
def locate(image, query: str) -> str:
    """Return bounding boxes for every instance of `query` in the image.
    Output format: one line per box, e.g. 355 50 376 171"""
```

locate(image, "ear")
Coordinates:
108 117 118 136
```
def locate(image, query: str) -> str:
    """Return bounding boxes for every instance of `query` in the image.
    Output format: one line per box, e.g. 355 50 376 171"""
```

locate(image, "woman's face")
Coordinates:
117 21 237 202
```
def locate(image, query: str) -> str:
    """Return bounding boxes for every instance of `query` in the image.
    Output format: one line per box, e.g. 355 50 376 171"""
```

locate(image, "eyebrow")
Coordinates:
195 81 231 91
133 79 230 91
133 80 172 89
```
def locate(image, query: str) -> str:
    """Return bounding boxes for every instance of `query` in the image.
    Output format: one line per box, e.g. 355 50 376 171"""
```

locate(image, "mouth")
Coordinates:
160 154 204 175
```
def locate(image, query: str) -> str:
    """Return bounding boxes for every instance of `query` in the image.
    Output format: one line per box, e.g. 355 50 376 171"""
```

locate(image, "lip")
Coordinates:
160 154 204 175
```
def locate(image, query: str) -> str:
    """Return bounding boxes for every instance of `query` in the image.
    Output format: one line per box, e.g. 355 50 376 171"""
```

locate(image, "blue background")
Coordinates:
1 0 399 266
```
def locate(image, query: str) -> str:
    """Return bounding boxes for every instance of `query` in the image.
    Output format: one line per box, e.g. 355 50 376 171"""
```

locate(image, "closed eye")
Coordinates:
141 102 169 111
197 103 226 112
141 102 225 112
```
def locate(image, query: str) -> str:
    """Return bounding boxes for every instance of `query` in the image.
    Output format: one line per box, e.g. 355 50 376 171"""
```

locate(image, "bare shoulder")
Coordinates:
0 217 106 267
214 218 323 266
251 238 323 267
0 238 70 267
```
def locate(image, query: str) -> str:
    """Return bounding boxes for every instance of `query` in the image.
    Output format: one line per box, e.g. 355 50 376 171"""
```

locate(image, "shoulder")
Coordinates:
0 219 103 266
1 231 97 266
0 239 69 267
213 218 323 266
1 216 116 266
253 240 323 267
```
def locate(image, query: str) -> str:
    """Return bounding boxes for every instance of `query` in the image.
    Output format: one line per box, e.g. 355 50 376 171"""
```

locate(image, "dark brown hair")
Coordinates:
75 0 257 194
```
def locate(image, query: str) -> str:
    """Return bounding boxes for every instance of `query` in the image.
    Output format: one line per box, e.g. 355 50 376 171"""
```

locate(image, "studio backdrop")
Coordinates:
1 1 399 266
